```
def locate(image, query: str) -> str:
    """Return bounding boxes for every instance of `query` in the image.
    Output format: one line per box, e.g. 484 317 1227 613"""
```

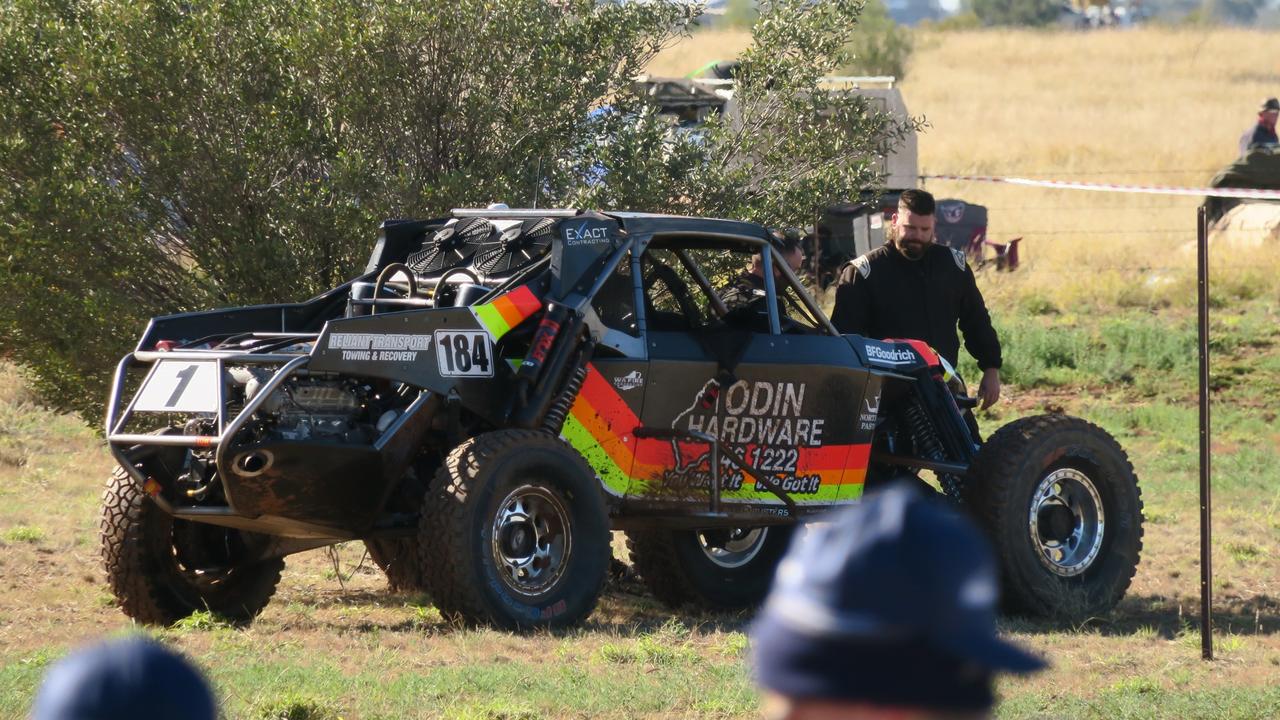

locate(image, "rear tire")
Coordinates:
963 414 1143 619
365 537 427 593
101 465 284 626
419 430 610 629
627 525 794 610
365 463 433 593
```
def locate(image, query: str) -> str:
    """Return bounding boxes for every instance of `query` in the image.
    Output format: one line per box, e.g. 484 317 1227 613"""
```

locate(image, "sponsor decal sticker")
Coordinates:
564 221 611 246
328 333 432 362
864 342 918 366
613 370 644 391
665 379 826 495
859 387 881 431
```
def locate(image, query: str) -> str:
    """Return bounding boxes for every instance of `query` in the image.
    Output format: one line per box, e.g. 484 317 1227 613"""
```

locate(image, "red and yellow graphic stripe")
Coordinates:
561 365 642 496
562 364 870 503
471 285 541 340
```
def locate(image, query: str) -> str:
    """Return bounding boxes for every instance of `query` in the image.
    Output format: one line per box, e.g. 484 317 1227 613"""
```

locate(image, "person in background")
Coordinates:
750 483 1047 720
1239 97 1280 156
831 189 1002 411
31 636 216 720
719 231 806 314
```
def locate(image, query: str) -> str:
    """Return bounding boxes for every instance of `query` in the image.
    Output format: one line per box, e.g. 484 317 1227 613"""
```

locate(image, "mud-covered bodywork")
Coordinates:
106 208 973 541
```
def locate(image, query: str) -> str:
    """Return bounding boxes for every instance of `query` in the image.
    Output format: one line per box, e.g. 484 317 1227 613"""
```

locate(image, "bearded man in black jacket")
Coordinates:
831 189 1003 410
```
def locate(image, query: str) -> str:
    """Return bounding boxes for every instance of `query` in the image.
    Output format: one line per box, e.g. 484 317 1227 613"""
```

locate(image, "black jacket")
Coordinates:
830 243 1002 370
1252 123 1279 148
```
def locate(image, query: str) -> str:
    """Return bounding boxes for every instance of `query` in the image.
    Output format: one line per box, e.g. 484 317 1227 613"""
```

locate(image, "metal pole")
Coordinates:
1197 204 1213 661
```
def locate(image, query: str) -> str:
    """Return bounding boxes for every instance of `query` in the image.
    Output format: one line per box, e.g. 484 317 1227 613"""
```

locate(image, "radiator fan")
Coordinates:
406 217 493 274
473 217 556 277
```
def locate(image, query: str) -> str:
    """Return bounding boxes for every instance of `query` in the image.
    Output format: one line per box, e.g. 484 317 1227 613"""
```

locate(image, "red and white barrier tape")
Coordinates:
921 174 1280 200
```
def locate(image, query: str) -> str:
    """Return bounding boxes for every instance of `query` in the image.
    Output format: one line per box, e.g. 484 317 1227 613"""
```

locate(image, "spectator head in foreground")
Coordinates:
31 636 216 720
750 484 1047 720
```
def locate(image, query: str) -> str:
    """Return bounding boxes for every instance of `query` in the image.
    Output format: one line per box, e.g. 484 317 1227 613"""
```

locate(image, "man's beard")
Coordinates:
888 226 929 260
898 239 928 260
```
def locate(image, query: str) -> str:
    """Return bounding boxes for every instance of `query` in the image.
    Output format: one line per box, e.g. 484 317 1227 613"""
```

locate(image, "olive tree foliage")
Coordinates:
969 0 1062 25
842 0 913 79
570 0 914 227
0 0 689 420
0 0 910 423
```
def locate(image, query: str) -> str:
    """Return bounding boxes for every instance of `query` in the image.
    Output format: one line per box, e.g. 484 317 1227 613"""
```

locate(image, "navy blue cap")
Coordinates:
750 483 1046 711
31 637 216 720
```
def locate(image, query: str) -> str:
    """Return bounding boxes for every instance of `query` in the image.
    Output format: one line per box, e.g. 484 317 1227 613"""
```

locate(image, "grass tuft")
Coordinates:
1225 541 1264 564
252 694 340 720
598 621 700 666
1109 676 1162 695
3 525 44 544
169 610 235 633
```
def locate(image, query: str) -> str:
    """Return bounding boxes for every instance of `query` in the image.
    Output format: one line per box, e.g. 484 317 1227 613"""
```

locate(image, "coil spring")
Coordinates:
904 399 964 502
542 364 588 435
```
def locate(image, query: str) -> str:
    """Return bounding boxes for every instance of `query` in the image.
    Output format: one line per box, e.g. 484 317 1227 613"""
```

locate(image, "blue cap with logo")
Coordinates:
31 636 216 720
750 483 1046 711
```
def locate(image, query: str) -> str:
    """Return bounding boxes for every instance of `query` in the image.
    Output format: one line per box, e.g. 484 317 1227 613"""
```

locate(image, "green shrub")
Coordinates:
969 0 1062 26
0 0 908 423
842 0 914 79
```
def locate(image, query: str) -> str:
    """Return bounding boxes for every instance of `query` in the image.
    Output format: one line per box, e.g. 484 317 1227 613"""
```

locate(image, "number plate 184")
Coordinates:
434 330 493 377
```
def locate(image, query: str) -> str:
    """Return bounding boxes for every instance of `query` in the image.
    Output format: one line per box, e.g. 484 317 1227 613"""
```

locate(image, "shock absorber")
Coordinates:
903 398 964 501
542 359 589 435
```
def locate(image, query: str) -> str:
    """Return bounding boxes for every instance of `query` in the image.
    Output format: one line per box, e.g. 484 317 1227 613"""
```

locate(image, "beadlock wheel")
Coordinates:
1028 467 1105 577
628 524 794 610
963 414 1143 619
490 485 573 597
697 527 768 570
418 430 610 629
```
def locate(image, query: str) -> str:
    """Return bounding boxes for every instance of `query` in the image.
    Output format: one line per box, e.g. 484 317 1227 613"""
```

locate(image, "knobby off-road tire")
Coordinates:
364 537 428 593
102 466 284 626
627 525 794 610
419 430 610 629
365 464 433 593
963 414 1143 619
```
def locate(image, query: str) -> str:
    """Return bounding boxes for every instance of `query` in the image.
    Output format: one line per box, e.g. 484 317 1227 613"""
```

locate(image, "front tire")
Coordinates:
964 414 1143 619
419 430 610 629
627 525 794 610
101 466 284 626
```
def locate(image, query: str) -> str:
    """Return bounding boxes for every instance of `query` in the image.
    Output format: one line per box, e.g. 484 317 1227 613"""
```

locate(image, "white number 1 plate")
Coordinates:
133 360 221 413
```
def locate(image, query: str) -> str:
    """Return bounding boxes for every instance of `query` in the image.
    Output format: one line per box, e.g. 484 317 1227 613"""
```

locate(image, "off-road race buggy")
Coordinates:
103 208 1143 629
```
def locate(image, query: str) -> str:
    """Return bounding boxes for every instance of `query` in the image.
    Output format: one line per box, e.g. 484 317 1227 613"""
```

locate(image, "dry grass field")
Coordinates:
1 27 1279 720
651 27 1280 310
